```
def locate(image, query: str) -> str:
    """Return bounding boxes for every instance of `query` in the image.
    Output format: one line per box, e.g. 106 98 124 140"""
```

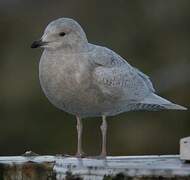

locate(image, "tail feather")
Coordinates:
140 93 187 111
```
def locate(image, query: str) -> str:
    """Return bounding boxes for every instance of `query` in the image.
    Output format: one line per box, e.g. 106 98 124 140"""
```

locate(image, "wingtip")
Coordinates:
165 103 188 111
179 106 188 110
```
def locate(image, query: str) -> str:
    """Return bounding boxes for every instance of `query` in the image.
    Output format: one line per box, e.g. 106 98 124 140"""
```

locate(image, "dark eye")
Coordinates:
59 32 66 36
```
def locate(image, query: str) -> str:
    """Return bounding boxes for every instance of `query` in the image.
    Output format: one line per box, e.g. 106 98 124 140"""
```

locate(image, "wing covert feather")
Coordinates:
92 47 154 101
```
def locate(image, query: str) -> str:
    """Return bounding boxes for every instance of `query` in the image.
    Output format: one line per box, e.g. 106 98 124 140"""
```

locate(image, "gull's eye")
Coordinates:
59 32 66 36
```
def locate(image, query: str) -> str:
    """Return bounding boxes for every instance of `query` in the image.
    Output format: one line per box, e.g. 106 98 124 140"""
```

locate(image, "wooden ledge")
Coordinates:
0 155 190 179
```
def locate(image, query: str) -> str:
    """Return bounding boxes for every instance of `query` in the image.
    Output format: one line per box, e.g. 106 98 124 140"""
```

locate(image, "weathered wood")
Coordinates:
0 155 190 179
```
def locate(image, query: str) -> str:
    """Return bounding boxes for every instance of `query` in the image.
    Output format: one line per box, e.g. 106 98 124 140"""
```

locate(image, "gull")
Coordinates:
31 18 187 158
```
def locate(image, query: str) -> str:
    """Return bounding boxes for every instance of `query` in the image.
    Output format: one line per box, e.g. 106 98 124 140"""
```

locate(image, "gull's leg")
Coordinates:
76 115 85 158
100 115 107 158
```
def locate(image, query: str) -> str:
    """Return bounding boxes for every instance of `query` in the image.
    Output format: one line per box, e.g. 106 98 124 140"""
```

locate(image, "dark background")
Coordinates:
0 0 189 156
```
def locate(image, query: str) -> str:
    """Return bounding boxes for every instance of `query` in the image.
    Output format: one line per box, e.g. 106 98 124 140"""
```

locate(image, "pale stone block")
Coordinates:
180 136 190 160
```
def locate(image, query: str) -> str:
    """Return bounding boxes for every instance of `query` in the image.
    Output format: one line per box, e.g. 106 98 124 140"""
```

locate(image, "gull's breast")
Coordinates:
39 52 111 117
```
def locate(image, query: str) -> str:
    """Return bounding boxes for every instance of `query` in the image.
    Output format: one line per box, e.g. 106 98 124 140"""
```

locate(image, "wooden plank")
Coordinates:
0 154 190 179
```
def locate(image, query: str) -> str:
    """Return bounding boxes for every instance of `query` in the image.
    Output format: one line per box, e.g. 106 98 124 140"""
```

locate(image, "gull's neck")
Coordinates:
46 41 92 55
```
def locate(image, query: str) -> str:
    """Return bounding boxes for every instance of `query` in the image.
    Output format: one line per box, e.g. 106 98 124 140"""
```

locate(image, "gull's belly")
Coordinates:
39 57 117 117
39 74 109 116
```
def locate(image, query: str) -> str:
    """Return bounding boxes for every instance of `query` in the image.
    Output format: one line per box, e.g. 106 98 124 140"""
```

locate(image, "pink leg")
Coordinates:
76 115 85 157
100 115 107 157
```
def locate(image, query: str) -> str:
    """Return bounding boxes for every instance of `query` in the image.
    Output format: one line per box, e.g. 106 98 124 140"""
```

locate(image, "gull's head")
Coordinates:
31 18 88 50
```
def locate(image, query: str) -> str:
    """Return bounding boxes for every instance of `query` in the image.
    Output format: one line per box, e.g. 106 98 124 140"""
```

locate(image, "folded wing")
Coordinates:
92 47 154 102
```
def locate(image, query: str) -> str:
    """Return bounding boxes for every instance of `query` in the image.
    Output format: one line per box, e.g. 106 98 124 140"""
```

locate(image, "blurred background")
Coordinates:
0 0 189 156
